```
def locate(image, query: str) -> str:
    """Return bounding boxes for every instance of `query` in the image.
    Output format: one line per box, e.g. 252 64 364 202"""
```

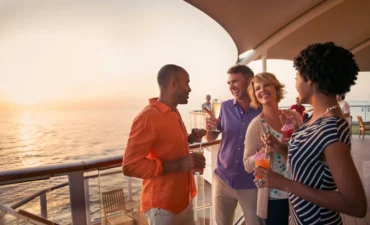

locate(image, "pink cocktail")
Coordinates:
281 123 295 138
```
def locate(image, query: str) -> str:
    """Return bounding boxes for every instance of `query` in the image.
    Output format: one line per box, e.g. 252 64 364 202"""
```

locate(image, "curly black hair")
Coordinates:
293 42 359 96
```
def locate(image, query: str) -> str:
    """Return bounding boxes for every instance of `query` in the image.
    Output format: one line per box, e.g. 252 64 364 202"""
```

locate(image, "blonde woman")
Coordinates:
243 72 302 225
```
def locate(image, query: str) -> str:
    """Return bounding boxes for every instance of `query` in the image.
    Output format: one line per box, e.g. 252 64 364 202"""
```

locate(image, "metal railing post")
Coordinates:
40 193 47 219
127 177 132 201
84 179 91 225
68 172 88 225
194 175 199 223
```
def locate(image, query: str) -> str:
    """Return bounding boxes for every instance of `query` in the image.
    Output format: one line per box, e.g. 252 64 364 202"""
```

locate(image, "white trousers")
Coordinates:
213 174 265 225
144 203 196 225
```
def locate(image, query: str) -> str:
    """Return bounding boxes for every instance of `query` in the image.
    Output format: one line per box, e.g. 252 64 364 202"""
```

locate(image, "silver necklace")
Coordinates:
313 104 340 122
286 104 339 177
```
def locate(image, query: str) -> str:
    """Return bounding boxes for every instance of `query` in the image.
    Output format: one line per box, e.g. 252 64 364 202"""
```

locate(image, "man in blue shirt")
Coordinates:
206 64 263 225
201 94 212 112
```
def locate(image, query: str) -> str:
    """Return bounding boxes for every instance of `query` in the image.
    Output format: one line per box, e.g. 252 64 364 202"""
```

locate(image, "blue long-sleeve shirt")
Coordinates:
214 99 261 189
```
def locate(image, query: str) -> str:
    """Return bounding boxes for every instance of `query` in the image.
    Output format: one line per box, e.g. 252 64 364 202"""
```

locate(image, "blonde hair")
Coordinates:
248 72 286 109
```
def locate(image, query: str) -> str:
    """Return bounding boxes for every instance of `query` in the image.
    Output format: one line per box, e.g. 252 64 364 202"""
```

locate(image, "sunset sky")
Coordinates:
0 0 369 111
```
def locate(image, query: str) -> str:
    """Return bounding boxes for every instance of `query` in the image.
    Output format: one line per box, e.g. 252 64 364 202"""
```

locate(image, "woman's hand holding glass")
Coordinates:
254 149 270 187
255 135 289 190
254 166 288 190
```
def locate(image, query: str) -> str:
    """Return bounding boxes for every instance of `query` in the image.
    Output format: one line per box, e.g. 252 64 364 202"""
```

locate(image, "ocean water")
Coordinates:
0 109 141 171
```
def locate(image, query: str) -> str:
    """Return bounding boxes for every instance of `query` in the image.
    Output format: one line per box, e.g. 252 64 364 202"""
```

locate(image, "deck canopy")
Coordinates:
185 0 370 71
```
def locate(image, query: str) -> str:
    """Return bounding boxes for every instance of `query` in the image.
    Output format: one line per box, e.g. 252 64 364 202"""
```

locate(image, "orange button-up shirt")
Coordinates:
122 98 196 214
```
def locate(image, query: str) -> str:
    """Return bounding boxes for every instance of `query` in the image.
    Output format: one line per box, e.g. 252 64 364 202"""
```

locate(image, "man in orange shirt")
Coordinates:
122 64 206 225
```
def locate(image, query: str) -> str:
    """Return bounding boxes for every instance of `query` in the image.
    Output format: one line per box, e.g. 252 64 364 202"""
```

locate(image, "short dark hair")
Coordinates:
227 64 254 79
293 42 359 96
157 64 184 87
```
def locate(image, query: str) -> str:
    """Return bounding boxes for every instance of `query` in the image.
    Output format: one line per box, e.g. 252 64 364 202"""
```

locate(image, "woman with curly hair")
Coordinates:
255 42 367 224
243 72 302 225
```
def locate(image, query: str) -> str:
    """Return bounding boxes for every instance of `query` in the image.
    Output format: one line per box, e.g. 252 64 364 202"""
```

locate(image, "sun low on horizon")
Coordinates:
0 0 237 109
1 0 369 110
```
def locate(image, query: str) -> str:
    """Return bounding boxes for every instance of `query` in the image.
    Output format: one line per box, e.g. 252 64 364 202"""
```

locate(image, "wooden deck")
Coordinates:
342 135 370 225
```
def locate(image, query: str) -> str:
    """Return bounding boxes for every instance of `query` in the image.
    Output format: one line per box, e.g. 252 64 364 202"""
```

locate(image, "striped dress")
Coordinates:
288 116 351 225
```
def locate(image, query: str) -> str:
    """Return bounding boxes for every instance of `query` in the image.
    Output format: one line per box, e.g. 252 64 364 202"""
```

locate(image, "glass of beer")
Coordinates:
189 111 207 175
209 99 221 132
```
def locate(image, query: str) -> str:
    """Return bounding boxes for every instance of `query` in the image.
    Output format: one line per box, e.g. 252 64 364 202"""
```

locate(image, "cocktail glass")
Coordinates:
255 151 270 179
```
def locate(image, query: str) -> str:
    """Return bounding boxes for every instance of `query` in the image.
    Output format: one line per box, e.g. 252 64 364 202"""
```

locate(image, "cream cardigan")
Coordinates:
243 110 302 219
243 116 270 219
